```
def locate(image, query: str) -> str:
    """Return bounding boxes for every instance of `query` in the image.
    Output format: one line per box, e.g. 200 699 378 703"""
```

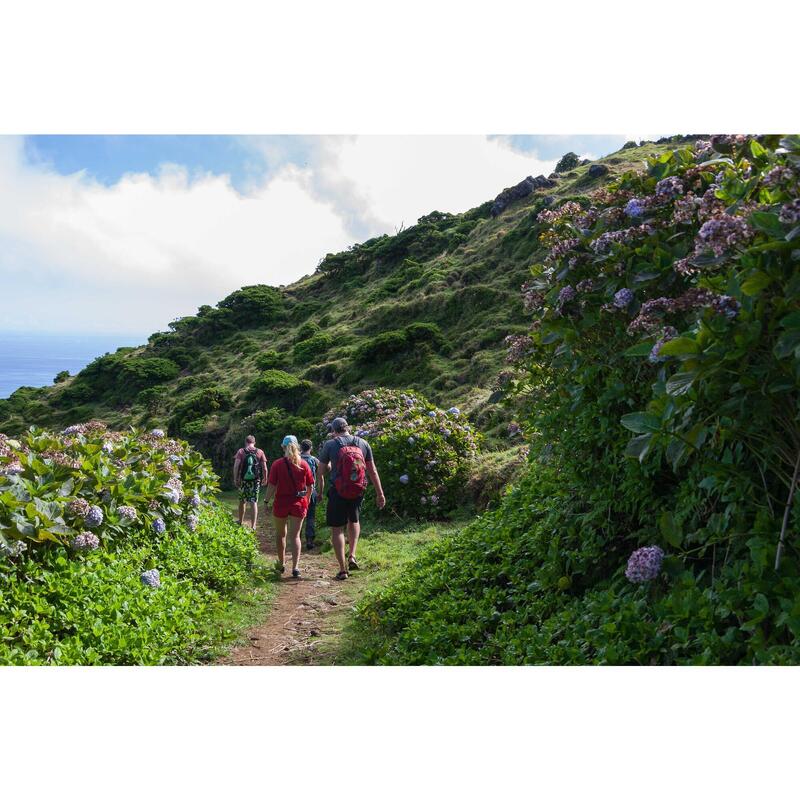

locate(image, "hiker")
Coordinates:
263 435 315 579
233 435 268 529
299 439 323 550
319 417 386 581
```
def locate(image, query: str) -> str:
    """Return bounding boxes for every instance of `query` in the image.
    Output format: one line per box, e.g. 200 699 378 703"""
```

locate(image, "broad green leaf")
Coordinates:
620 412 661 434
666 371 695 396
659 511 683 547
658 337 699 357
740 270 772 296
623 342 653 357
749 212 784 238
780 311 800 330
774 329 800 359
625 433 652 462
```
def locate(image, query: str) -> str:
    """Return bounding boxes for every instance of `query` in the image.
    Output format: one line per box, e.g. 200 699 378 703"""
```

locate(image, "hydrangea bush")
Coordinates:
0 422 216 555
321 389 479 518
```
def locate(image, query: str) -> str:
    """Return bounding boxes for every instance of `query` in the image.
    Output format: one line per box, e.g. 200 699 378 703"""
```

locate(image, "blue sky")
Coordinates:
1 135 634 334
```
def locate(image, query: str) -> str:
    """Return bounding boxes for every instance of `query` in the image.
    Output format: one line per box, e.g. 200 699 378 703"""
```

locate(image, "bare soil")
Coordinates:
219 512 356 666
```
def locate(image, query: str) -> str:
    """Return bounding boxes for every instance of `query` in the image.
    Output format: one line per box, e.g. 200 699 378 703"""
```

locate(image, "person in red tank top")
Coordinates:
263 435 314 579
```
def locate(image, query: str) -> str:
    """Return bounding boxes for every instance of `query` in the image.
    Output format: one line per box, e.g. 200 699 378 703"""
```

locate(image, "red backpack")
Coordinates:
334 437 368 499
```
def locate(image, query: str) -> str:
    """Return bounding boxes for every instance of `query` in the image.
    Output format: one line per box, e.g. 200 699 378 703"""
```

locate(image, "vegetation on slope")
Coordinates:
352 135 800 665
0 140 686 495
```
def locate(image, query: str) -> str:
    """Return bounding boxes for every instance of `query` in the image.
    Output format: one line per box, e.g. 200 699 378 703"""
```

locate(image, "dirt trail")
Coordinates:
220 511 355 666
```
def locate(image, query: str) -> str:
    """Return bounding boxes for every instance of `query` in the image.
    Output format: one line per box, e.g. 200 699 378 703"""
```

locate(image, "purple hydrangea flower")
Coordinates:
140 568 161 588
3 462 25 476
152 518 166 535
648 326 678 364
101 442 114 454
62 424 85 435
558 285 577 304
67 498 90 518
430 495 439 506
187 514 199 532
118 505 137 521
779 199 800 225
150 429 165 439
84 505 104 528
655 176 684 198
189 493 201 509
72 532 100 551
613 288 634 309
711 294 741 320
625 545 665 583
624 198 647 218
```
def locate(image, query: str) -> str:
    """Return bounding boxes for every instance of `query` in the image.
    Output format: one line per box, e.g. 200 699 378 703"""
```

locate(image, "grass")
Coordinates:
311 516 468 664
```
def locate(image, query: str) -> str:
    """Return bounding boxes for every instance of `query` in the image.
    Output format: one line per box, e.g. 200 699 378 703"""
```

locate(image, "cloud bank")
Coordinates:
0 136 557 334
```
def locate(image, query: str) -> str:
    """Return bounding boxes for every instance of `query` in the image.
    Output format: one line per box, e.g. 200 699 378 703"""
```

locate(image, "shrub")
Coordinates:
555 151 580 173
247 369 314 412
217 284 284 326
169 386 233 435
255 349 281 370
54 371 70 384
295 320 320 341
293 333 332 364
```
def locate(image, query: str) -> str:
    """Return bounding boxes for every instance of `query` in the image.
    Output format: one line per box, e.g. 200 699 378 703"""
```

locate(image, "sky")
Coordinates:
0 135 633 335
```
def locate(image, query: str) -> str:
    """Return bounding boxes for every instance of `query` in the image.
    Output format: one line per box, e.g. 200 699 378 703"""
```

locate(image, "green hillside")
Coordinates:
0 138 685 488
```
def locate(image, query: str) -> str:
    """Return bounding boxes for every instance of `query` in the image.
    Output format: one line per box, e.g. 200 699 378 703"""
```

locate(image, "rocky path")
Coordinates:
220 512 355 666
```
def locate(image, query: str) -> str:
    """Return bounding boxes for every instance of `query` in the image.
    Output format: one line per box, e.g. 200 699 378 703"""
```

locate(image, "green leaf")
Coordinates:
623 342 653 357
625 433 652 462
740 270 772 296
658 337 699 357
665 372 695 396
749 212 784 238
666 437 687 470
620 412 661 434
659 511 683 547
749 140 768 160
780 311 800 330
774 329 800 359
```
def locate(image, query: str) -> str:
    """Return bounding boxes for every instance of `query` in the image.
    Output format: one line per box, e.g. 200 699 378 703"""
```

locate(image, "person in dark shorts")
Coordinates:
299 439 323 549
319 417 385 580
233 435 268 529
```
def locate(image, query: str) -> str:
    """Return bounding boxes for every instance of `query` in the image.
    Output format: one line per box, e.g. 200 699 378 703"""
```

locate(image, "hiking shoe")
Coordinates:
275 562 285 574
334 570 349 581
348 557 360 571
292 568 300 579
306 541 315 550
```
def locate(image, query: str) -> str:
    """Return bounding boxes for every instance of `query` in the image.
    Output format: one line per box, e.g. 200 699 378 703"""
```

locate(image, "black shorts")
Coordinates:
326 487 364 527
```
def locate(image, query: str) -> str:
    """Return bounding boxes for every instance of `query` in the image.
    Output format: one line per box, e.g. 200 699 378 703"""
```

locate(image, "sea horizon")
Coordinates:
0 329 148 399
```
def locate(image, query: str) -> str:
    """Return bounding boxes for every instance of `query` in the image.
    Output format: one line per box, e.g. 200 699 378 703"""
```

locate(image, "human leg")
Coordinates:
288 514 303 574
305 496 316 547
273 515 288 569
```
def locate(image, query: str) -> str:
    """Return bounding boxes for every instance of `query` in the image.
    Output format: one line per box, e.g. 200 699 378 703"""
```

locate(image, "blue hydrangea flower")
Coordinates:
399 474 410 485
625 545 664 583
447 407 461 416
84 505 104 528
408 436 415 445
624 198 646 217
187 514 199 532
558 285 576 304
152 518 166 535
711 295 741 320
118 505 137 521
189 493 201 509
150 429 165 439
101 442 114 454
140 568 161 588
613 288 634 309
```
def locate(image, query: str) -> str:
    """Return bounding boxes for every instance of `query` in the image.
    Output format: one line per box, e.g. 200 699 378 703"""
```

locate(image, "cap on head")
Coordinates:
300 439 312 452
331 417 349 433
245 434 255 445
281 435 298 448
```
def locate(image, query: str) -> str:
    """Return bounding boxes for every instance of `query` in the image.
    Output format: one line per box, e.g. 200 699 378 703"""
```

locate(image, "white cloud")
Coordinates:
0 135 557 334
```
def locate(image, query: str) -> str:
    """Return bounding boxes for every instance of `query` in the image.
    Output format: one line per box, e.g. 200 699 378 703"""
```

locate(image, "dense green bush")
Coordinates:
355 322 446 364
293 332 332 364
555 152 580 173
255 349 281 370
355 135 800 664
169 386 233 436
247 369 315 412
217 284 284 326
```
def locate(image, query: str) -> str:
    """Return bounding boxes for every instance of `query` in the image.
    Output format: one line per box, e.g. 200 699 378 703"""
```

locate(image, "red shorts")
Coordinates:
272 497 308 519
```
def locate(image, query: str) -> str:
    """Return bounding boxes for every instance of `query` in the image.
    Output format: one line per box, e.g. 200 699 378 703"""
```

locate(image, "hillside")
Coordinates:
0 138 688 483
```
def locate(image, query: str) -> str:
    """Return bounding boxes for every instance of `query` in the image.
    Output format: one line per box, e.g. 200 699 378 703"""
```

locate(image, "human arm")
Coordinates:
318 442 331 478
232 450 242 487
365 459 385 509
316 460 325 495
259 451 269 486
263 463 277 507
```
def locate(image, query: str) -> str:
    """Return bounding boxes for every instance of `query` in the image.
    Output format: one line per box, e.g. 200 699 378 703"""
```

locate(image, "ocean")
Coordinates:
0 331 146 399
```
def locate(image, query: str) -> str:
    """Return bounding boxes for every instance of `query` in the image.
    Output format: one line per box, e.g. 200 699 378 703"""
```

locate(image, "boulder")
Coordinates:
491 175 556 216
587 164 610 179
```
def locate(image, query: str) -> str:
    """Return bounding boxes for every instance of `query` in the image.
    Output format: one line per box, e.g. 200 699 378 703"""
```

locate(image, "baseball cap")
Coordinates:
281 435 298 447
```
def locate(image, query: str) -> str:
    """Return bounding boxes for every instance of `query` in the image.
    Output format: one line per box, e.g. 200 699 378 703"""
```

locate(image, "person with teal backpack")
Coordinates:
299 439 323 549
233 435 268 529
